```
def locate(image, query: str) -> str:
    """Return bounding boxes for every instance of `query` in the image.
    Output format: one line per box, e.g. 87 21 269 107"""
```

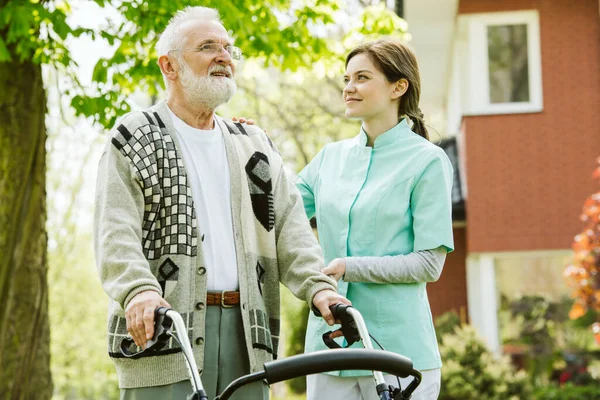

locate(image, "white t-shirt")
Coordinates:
167 108 238 291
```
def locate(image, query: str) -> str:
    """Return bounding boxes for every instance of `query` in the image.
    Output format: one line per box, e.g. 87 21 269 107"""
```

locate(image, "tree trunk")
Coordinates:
0 57 52 398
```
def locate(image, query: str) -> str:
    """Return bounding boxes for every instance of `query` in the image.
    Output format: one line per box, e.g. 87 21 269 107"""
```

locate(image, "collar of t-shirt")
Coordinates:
166 107 221 142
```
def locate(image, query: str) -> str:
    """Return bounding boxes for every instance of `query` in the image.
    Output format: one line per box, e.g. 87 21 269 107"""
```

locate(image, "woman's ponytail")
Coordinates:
407 108 428 140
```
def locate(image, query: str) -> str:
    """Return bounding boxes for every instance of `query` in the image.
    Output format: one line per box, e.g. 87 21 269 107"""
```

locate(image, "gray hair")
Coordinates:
156 6 222 57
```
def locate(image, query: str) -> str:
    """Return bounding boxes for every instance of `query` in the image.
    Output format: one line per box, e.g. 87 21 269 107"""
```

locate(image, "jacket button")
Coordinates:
197 267 206 275
196 302 205 310
195 337 204 345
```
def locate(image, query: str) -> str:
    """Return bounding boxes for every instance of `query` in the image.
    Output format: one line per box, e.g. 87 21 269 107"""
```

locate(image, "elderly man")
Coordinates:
93 6 347 399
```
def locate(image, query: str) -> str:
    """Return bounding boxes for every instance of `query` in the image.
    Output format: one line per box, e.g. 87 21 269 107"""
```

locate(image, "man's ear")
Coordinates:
158 55 178 82
391 78 409 100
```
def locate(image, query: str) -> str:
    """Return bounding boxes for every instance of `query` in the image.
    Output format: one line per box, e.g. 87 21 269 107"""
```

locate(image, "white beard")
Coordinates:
179 62 237 110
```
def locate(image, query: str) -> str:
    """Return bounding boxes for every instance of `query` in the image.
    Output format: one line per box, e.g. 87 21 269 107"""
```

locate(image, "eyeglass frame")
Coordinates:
169 43 243 61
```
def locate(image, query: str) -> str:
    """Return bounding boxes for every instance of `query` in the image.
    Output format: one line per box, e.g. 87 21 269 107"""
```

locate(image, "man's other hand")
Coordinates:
312 289 352 326
125 290 171 348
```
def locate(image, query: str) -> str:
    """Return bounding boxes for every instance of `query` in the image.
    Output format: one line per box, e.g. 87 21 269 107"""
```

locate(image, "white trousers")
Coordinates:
306 369 441 400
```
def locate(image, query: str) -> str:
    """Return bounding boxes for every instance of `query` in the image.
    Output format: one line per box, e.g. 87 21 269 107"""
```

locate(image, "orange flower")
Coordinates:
569 302 587 320
566 159 600 341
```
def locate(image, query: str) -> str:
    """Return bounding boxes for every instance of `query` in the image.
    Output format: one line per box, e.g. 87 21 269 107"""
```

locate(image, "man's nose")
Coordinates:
215 48 232 64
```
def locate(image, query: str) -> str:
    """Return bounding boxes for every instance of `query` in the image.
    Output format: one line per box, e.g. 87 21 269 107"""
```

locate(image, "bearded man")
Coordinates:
93 6 348 400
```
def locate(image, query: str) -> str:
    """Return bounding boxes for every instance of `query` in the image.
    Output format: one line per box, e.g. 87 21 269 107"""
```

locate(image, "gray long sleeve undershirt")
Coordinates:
344 246 447 284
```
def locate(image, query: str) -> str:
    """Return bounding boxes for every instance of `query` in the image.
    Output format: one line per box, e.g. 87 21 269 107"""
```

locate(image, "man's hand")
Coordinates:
321 258 346 281
125 290 171 348
312 289 352 326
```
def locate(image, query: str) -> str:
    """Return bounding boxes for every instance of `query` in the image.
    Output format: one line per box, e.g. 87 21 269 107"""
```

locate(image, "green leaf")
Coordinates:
0 37 11 62
6 5 32 44
92 59 108 84
51 11 72 41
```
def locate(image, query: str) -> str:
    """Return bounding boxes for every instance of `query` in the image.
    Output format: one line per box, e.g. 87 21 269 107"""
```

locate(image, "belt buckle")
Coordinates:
221 290 234 308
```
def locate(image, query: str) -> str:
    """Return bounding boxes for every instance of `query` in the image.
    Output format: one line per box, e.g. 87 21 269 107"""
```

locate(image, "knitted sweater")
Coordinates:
93 101 337 388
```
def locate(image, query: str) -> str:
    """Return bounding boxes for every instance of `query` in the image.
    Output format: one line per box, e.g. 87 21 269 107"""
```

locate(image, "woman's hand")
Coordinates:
322 258 346 281
231 117 255 125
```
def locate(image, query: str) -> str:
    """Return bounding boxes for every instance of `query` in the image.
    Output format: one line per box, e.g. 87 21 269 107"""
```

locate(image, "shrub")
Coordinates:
434 311 461 343
439 325 532 400
534 383 600 399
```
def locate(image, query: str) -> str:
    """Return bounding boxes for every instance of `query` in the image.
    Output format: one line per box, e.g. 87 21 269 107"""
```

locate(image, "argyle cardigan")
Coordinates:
93 101 336 388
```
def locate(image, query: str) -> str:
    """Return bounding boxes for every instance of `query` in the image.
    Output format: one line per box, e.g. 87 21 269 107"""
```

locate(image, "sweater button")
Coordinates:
197 267 206 275
196 302 205 310
195 337 204 345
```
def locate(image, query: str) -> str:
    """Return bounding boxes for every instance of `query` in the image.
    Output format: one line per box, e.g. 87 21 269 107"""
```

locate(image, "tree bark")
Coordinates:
0 57 52 398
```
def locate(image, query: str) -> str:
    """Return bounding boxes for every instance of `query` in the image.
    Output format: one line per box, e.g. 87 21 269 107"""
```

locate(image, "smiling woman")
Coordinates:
297 38 454 400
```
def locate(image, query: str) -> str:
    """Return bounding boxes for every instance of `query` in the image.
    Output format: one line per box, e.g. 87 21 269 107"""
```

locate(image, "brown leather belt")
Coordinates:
206 291 240 307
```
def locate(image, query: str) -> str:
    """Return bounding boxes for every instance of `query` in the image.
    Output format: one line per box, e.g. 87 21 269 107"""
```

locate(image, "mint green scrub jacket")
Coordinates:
297 120 454 376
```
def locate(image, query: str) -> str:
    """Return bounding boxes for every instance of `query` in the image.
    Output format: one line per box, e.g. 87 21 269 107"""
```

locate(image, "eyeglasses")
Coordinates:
170 43 243 61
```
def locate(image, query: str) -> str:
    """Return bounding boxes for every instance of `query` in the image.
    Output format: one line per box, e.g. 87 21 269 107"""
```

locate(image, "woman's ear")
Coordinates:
392 78 409 100
158 55 178 83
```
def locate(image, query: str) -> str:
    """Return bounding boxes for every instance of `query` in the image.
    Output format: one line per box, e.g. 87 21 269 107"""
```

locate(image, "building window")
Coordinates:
458 10 543 115
488 24 529 103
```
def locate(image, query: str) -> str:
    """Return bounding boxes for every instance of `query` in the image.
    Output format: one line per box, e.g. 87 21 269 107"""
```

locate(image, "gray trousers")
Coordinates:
121 306 269 400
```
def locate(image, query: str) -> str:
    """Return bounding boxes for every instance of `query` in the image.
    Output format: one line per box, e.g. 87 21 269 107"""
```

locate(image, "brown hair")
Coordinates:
345 39 428 140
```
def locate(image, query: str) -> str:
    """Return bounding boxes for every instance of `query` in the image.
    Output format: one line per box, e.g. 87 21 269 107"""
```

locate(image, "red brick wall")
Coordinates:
459 0 600 252
429 227 468 320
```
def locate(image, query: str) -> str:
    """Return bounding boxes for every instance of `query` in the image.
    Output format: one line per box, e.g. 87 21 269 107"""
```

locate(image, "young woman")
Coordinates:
297 39 454 400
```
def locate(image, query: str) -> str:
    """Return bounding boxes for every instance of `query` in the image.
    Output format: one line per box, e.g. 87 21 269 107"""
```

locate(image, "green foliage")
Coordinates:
356 3 408 38
45 118 119 398
501 295 568 347
48 231 120 400
0 0 95 64
2 0 406 129
499 295 599 385
280 287 310 394
534 383 600 400
438 325 533 400
499 295 565 384
434 311 461 343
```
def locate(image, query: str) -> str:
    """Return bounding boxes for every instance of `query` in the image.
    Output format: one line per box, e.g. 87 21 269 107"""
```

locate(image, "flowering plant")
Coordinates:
565 157 600 344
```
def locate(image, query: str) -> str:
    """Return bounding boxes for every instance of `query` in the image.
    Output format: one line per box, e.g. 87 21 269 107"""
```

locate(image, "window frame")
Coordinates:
462 10 543 116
